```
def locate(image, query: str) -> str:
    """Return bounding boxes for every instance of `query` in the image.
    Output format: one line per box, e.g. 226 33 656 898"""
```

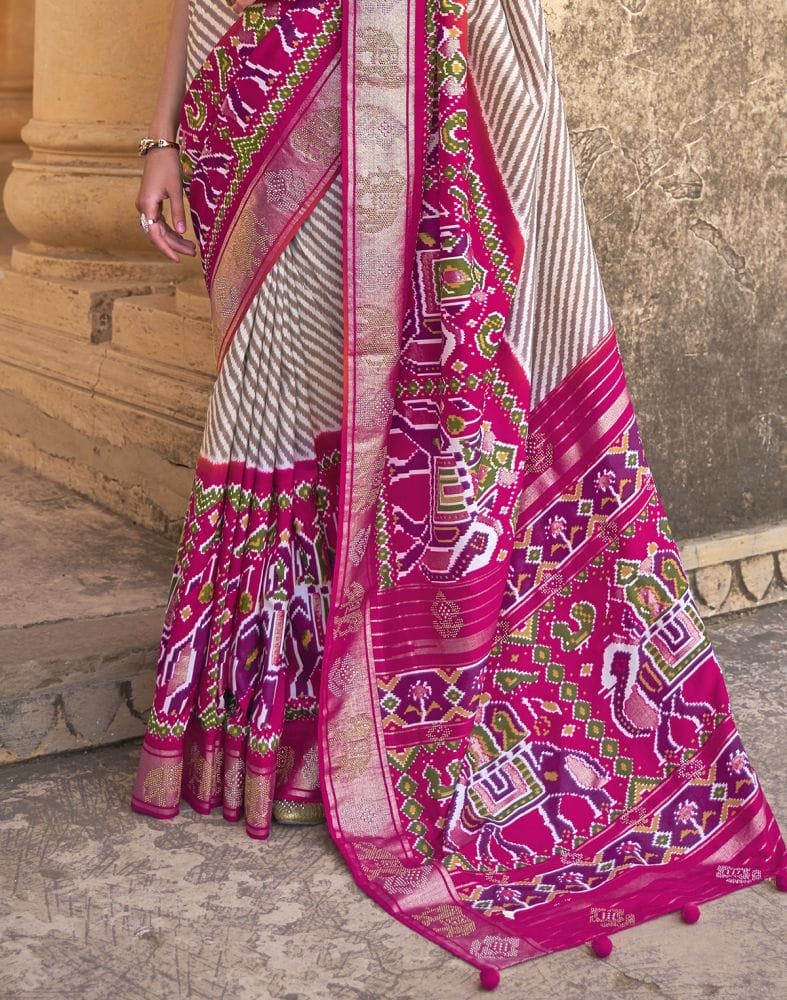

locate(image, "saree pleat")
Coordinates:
204 178 343 471
130 0 786 978
130 98 344 835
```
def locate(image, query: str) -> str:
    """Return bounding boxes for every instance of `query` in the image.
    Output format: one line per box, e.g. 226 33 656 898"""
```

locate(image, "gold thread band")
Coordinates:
272 799 325 826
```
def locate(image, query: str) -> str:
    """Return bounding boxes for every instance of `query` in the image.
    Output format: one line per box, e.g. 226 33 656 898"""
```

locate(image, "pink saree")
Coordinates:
130 0 786 983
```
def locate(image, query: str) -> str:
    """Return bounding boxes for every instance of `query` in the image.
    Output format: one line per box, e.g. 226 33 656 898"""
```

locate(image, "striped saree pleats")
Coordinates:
131 2 344 838
130 0 786 977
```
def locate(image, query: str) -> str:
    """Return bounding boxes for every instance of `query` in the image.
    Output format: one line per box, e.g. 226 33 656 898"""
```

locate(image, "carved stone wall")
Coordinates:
545 0 784 539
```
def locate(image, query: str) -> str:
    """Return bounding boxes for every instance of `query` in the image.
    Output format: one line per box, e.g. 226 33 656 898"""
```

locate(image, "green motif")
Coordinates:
192 476 224 516
443 50 468 85
424 765 456 800
230 125 272 176
184 93 208 132
442 852 475 872
216 48 233 93
197 703 227 730
435 253 484 298
551 601 595 651
146 706 186 739
615 560 675 625
439 0 464 20
440 110 469 154
476 312 505 358
248 732 280 755
495 669 538 691
237 524 276 556
491 710 528 752
573 700 591 721
387 747 420 773
560 681 578 702
661 555 689 598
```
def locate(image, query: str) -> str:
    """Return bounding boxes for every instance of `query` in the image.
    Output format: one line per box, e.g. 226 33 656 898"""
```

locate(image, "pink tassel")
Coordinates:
479 966 501 990
775 870 787 892
680 902 701 924
591 935 613 958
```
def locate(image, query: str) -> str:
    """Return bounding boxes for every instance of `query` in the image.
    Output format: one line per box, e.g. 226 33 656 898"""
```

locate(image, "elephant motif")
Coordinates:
444 737 613 863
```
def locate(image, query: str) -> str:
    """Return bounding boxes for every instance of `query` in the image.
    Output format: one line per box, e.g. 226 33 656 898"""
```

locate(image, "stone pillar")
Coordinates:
0 0 33 253
0 0 212 535
3 0 177 281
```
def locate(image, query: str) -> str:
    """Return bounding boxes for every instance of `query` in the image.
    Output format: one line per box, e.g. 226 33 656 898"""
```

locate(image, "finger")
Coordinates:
137 196 175 259
148 220 180 262
163 232 197 256
169 189 189 235
159 219 196 254
137 193 162 223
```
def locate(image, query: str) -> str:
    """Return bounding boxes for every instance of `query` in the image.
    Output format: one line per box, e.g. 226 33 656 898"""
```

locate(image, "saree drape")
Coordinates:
130 0 786 981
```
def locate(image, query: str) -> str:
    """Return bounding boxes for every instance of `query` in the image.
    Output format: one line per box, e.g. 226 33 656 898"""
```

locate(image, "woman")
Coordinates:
130 0 786 986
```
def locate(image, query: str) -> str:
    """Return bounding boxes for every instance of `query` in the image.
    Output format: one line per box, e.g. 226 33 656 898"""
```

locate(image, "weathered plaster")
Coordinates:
544 0 785 537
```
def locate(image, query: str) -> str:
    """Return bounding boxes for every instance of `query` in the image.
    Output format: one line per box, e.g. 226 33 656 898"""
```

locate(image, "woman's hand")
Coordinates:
135 147 197 262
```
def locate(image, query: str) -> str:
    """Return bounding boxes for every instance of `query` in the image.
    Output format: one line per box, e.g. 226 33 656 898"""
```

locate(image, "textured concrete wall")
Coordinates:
544 0 785 538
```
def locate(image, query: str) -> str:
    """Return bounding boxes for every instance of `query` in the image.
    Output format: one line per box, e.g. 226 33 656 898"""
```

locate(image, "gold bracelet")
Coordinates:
138 136 180 156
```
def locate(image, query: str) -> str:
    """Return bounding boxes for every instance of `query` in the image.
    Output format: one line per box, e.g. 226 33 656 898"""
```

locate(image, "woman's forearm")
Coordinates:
147 0 191 139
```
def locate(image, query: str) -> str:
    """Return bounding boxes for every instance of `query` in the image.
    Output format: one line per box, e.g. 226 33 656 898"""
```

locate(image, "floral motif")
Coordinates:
675 798 704 837
409 680 433 723
595 468 622 505
548 513 574 552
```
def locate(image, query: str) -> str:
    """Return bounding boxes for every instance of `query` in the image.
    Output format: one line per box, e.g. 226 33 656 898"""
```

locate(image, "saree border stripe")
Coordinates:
319 0 549 973
178 1 343 368
446 717 780 943
211 59 341 368
319 0 426 844
201 2 341 273
317 0 496 972
520 328 633 519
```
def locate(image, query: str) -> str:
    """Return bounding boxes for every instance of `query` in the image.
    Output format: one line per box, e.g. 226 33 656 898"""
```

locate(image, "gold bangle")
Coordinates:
138 136 180 156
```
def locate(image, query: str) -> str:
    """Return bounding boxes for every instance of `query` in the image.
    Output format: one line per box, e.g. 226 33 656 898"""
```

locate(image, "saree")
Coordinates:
130 0 787 983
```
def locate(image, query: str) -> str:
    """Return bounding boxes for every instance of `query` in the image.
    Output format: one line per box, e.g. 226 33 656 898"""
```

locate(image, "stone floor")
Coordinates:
0 603 785 1000
0 461 174 763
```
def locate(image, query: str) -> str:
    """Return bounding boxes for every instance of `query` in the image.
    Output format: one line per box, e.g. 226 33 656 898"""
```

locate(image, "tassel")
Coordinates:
479 966 501 990
680 902 701 924
775 870 787 892
591 935 613 958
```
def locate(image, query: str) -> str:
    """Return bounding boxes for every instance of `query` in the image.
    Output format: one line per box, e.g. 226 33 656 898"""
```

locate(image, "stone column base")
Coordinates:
0 260 213 536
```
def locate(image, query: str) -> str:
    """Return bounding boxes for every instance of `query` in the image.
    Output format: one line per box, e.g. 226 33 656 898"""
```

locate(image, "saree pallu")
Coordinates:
130 0 787 981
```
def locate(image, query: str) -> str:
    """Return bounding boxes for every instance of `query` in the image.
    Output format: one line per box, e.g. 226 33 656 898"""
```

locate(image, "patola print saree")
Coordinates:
130 0 786 982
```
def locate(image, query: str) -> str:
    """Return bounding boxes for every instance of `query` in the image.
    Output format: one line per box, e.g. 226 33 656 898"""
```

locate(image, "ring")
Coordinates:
138 212 158 234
